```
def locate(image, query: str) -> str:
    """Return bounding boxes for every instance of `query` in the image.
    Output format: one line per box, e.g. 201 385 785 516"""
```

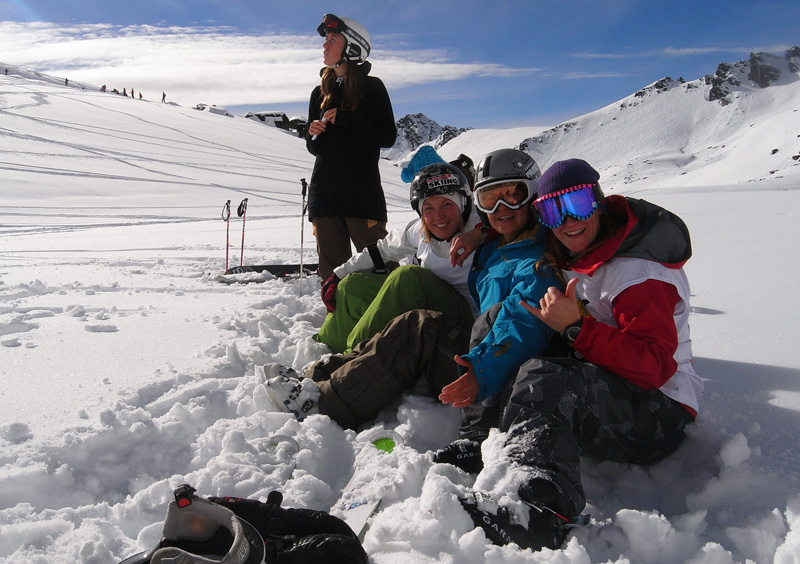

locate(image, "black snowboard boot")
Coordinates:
458 490 569 551
433 438 483 473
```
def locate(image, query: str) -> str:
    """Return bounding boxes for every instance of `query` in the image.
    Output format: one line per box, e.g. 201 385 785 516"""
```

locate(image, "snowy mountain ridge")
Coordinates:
515 46 800 189
385 47 800 189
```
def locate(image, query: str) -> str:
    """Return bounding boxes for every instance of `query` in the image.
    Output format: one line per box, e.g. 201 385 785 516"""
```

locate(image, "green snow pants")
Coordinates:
316 265 475 354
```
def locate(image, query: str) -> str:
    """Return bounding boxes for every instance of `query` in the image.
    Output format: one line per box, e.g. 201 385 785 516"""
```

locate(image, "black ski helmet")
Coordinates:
473 148 541 223
410 162 473 223
317 14 371 64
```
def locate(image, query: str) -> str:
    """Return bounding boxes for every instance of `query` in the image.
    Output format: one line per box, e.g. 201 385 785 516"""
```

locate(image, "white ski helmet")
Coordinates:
317 13 371 64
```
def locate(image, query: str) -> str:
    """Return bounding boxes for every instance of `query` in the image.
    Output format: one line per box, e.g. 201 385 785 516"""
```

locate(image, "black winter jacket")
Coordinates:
305 63 397 221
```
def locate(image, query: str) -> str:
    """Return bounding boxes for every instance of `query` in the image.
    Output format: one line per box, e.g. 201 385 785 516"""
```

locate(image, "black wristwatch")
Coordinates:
562 318 583 346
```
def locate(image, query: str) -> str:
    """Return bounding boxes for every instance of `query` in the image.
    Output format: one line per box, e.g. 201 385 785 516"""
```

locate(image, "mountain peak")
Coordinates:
383 113 471 161
705 46 800 104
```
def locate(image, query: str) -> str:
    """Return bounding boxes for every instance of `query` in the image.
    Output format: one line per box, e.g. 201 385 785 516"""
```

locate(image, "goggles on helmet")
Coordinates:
317 14 347 36
474 180 534 214
532 184 599 229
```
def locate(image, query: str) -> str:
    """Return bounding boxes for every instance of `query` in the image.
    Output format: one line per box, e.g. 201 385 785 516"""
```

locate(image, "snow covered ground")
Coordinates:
1 64 800 564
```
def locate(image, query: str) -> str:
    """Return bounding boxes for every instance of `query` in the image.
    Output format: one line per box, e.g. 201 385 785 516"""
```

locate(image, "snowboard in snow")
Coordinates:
214 263 318 284
337 428 407 541
342 499 382 542
224 264 318 276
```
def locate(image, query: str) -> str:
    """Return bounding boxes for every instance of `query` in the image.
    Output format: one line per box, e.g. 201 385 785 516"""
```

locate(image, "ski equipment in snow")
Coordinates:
214 264 319 284
458 489 589 552
300 178 308 290
222 264 319 277
118 484 368 564
360 427 405 454
209 490 368 564
432 438 483 473
237 198 248 267
336 428 407 541
259 363 320 420
117 484 266 564
222 199 231 271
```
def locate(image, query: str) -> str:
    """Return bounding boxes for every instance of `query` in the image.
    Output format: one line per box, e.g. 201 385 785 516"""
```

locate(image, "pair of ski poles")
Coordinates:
221 198 248 271
220 180 307 282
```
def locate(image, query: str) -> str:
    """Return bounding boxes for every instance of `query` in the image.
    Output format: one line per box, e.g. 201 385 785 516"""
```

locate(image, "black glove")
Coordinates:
321 274 340 312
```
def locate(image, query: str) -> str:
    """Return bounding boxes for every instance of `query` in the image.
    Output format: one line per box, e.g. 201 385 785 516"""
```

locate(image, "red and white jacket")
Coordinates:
564 196 702 415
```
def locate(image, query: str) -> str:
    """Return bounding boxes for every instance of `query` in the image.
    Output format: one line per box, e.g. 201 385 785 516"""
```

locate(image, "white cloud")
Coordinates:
0 21 528 108
572 45 793 60
662 45 794 56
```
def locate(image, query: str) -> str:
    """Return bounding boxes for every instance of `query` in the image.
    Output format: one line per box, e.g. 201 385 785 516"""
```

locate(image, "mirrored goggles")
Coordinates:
474 181 533 214
317 14 346 36
532 184 599 229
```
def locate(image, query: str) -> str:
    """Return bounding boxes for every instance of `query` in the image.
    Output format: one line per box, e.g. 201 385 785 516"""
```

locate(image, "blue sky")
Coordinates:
1 0 798 128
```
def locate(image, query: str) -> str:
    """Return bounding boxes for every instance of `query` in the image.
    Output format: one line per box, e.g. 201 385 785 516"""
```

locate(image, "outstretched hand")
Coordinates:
439 355 479 408
519 278 581 333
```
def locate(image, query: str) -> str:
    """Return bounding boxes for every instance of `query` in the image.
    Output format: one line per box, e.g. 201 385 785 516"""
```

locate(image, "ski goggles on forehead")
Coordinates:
532 184 599 229
474 181 533 214
317 14 346 36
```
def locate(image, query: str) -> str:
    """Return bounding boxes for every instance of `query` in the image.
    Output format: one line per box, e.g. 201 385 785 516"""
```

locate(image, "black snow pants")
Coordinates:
458 306 694 517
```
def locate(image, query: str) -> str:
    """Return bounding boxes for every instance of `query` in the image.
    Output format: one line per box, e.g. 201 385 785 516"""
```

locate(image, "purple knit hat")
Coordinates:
537 159 600 199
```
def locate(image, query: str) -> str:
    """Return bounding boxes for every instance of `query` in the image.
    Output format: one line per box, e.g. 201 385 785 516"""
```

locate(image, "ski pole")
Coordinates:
300 178 308 290
222 200 231 271
237 198 248 267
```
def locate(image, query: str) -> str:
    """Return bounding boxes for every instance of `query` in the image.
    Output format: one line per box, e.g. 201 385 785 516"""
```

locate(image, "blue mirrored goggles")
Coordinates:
532 184 599 229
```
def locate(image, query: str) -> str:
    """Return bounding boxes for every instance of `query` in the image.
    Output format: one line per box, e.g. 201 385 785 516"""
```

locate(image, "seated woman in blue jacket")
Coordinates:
260 149 561 432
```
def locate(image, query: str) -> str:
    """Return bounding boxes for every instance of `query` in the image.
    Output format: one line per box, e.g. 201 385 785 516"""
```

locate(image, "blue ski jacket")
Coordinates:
463 227 561 403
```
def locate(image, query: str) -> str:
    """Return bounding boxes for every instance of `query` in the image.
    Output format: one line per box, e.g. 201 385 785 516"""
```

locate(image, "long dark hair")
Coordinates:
320 63 367 112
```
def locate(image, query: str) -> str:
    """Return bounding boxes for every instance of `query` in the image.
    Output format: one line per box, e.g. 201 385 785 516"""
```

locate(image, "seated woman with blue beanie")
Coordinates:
315 150 479 354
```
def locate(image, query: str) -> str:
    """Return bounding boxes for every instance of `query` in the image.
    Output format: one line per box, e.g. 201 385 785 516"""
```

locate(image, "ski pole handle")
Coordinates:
222 200 231 221
311 117 327 141
237 198 248 217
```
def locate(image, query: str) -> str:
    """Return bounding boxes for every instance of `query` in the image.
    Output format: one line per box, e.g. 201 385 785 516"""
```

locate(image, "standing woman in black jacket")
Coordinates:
306 14 397 280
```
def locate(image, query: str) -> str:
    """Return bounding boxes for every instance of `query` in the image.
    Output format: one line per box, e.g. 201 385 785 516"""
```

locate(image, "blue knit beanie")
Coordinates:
538 159 600 198
401 146 446 183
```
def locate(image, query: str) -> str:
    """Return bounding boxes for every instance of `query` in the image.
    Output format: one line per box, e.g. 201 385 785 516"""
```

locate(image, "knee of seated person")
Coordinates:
337 272 369 295
337 273 355 292
385 264 429 286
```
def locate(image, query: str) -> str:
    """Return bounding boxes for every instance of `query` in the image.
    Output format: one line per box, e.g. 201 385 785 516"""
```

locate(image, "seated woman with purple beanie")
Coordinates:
436 158 702 553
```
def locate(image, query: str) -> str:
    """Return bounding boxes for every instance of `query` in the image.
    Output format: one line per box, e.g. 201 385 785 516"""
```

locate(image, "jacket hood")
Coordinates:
570 195 692 275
